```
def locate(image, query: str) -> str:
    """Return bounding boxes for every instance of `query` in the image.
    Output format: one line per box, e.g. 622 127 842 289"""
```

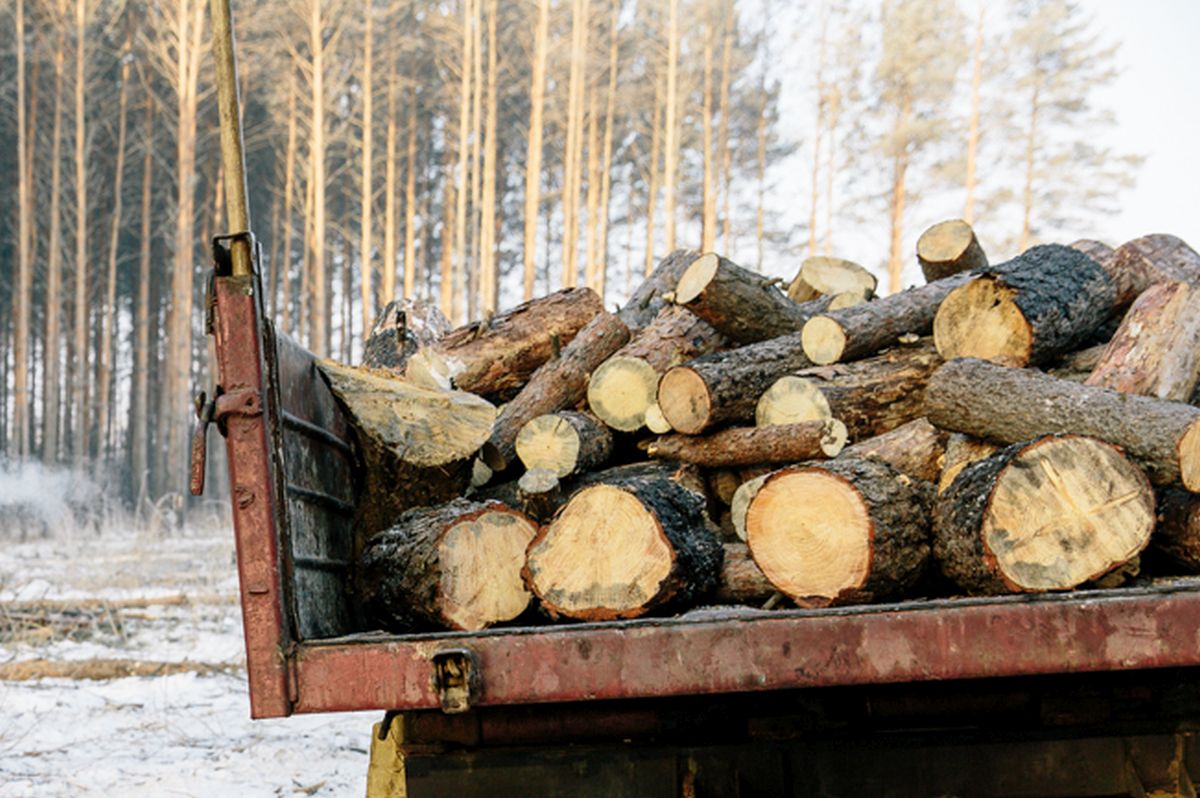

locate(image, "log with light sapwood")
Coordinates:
362 298 452 371
674 253 836 343
839 418 948 483
523 474 723 620
1104 234 1200 306
515 411 613 478
714 543 777 605
916 219 988 283
318 360 497 537
1155 489 1200 572
645 403 673 434
404 287 603 399
516 467 563 524
645 419 848 467
932 435 1155 595
618 249 700 332
359 499 540 631
801 270 977 366
787 256 877 303
730 473 769 542
756 339 941 440
1046 343 1109 383
657 332 814 434
745 458 932 607
925 357 1200 490
1084 281 1200 401
587 305 726 431
937 432 999 494
482 312 629 471
933 244 1117 367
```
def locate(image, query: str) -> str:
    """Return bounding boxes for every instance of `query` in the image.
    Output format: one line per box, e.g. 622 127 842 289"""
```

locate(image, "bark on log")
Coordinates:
916 219 988 283
482 312 629 471
619 249 700 332
839 418 948 483
932 435 1155 594
933 244 1117 367
645 420 847 467
516 467 563 524
1069 239 1115 273
1046 344 1109 383
745 458 932 607
515 411 613 477
318 360 497 536
756 339 941 440
362 298 452 371
937 432 999 494
925 358 1200 491
1155 488 1200 572
359 499 540 631
1105 234 1200 306
787 256 877 303
1084 281 1200 401
587 306 726 431
523 474 723 620
658 332 814 434
713 543 778 605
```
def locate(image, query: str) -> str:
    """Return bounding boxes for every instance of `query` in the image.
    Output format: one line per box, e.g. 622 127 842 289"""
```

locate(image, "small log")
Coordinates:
515 411 613 478
713 543 778 605
516 468 563 524
362 298 452 371
933 244 1117 367
359 499 540 631
756 339 941 440
839 418 948 483
658 332 814 434
745 458 932 607
318 360 497 536
1045 343 1109 383
937 432 999 494
619 249 701 332
482 312 630 471
587 306 725 431
1155 489 1200 572
1104 234 1200 306
1084 281 1200 401
644 402 673 434
523 475 723 621
730 472 770 541
933 435 1155 595
645 420 847 467
925 358 1200 490
787 256 877 303
916 219 988 282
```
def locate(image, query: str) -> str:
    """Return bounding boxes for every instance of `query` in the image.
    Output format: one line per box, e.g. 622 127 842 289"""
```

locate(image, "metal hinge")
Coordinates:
189 386 263 496
431 648 479 714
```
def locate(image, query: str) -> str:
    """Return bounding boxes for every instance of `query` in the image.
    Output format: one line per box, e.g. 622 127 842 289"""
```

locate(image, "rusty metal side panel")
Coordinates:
291 589 1200 714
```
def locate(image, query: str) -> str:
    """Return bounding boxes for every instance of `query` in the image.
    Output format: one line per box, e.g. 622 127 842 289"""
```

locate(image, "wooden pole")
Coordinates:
209 0 253 276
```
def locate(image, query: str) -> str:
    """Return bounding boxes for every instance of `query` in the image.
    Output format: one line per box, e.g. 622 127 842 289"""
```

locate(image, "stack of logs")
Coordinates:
321 223 1200 633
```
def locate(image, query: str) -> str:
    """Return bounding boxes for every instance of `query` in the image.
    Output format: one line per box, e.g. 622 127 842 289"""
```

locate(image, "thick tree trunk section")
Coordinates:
934 244 1117 367
1155 489 1200 572
620 249 700 332
916 219 987 283
482 312 630 471
839 418 948 484
646 420 847 467
714 543 777 605
1104 234 1200 307
361 299 452 372
1084 281 1200 401
932 435 1154 595
787 256 877 304
359 499 539 631
925 357 1200 491
516 411 613 477
524 474 722 620
937 432 998 494
746 458 932 607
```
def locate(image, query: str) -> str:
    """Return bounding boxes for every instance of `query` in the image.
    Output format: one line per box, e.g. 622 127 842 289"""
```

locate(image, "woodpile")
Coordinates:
314 232 1200 633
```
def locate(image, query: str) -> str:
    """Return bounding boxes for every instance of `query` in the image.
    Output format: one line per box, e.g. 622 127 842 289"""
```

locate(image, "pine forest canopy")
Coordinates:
0 0 1139 507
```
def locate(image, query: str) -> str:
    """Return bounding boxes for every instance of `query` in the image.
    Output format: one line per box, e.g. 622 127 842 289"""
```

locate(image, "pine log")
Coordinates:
730 473 769 542
937 432 999 494
713 543 778 605
515 411 613 477
1084 281 1200 401
482 312 629 471
523 475 723 620
516 468 563 524
756 339 941 440
1069 239 1115 272
362 298 452 371
587 305 726 431
932 435 1155 595
745 458 932 607
1046 344 1109 383
318 360 497 537
1105 234 1200 306
933 244 1117 367
644 402 673 434
916 219 988 283
787 256 877 303
925 358 1200 491
657 332 814 434
1155 489 1200 572
619 249 700 332
839 418 948 483
645 419 847 467
359 499 540 631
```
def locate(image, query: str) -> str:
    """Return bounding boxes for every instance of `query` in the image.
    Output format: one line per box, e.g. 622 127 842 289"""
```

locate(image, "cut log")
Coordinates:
932 435 1155 595
359 499 540 631
1046 343 1109 383
645 419 847 467
916 219 988 283
787 256 877 303
925 357 1200 491
839 418 948 483
516 468 563 524
587 306 725 431
937 432 999 494
644 402 672 434
1069 239 1115 271
515 411 613 478
714 543 778 605
318 360 497 537
619 249 700 332
1084 281 1200 401
1105 234 1200 306
745 458 932 607
730 472 769 542
658 332 814 434
362 298 452 371
756 339 941 440
523 474 723 620
482 312 630 471
933 244 1117 367
674 253 834 343
1155 489 1200 572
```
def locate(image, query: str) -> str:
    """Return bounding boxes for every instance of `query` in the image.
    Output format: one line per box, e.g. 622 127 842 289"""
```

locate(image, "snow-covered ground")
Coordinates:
0 516 372 797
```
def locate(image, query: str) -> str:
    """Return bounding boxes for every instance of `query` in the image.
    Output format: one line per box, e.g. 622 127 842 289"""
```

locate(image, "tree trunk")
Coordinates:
700 2 716 252
885 94 912 294
619 248 700 332
584 86 602 292
72 0 89 466
131 97 154 499
467 0 484 321
595 0 620 304
12 0 30 458
714 543 776 605
523 0 550 300
561 0 590 289
663 0 680 252
1104 234 1200 306
787 256 877 303
479 0 499 313
717 0 735 252
839 418 948 484
646 420 847 467
643 74 663 277
1019 79 1040 252
381 40 397 303
44 6 67 464
309 0 328 355
516 411 613 477
449 0 472 323
916 219 987 283
937 432 998 495
403 87 418 299
281 67 298 332
360 0 375 331
963 5 983 224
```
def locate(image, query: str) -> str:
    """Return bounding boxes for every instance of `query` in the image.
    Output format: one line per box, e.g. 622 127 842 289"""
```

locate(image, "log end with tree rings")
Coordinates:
587 356 660 432
437 508 540 630
658 366 713 435
644 402 673 434
787 255 877 304
933 276 1033 367
916 219 987 283
800 315 848 366
674 252 720 305
756 375 832 427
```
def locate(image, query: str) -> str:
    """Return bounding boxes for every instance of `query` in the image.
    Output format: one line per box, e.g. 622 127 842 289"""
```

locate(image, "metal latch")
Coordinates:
431 648 479 714
189 387 263 496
